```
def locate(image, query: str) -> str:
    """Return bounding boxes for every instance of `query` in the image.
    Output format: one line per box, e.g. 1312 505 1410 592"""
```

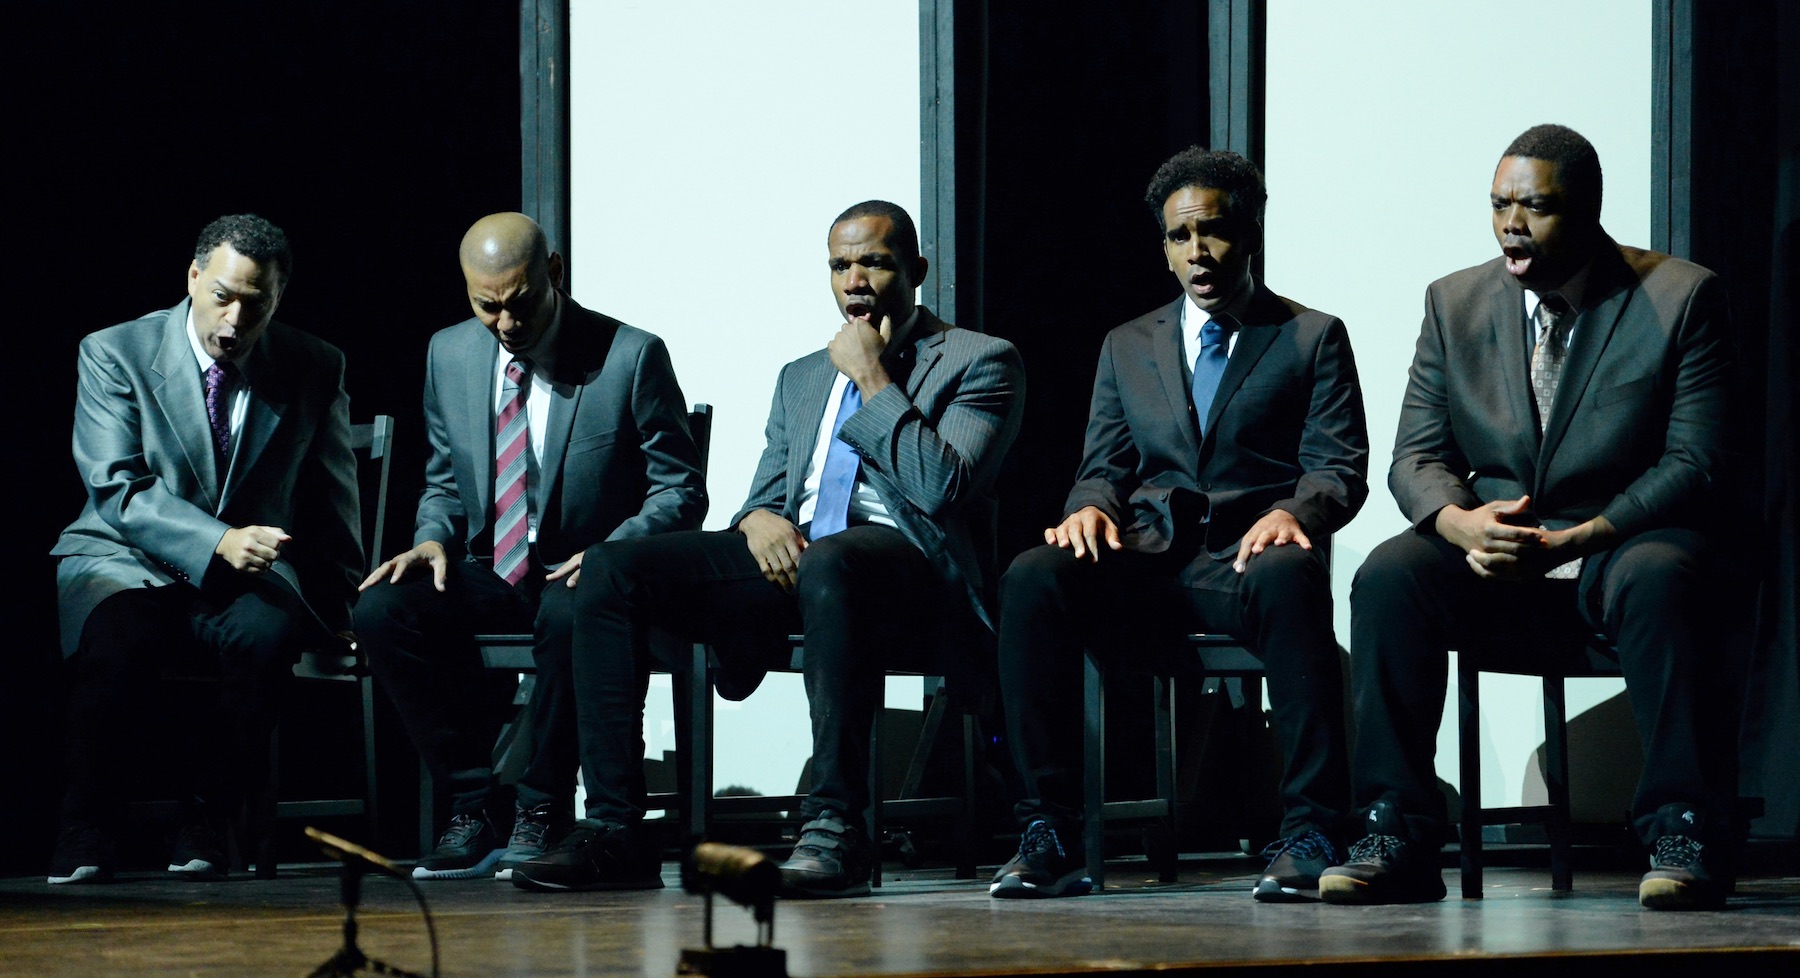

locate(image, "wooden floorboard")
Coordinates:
2 857 1797 977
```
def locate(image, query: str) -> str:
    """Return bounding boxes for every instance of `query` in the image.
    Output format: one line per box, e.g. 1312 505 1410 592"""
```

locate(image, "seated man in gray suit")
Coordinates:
357 213 706 881
49 214 362 883
1323 125 1736 910
994 149 1368 901
510 200 1026 897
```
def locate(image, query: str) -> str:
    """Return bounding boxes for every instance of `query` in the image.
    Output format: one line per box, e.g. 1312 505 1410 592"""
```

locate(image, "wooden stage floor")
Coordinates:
3 855 1797 977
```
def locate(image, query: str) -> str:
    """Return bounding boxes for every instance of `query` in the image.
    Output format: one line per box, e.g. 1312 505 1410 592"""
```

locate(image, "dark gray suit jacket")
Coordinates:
1065 288 1369 584
414 296 706 570
728 308 1026 628
52 299 363 655
1391 240 1730 538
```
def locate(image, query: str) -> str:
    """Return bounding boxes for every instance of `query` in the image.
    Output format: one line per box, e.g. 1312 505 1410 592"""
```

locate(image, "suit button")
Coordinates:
1201 482 1212 491
1159 491 1170 501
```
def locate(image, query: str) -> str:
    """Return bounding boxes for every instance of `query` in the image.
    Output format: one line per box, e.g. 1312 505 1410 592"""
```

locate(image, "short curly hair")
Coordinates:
193 214 293 282
1500 124 1603 223
1143 147 1267 231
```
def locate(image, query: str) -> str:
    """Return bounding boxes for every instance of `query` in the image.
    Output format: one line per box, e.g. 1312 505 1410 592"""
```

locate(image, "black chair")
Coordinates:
685 637 982 887
417 404 713 852
1079 541 1332 891
245 415 392 875
1455 637 1624 898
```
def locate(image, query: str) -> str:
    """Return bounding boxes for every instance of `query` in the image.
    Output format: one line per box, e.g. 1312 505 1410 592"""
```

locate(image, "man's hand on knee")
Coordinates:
1044 506 1121 562
1235 509 1311 573
739 509 806 593
359 540 449 592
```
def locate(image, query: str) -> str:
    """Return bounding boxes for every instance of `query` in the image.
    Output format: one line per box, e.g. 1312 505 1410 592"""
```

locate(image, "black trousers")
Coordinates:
1348 527 1736 847
571 525 960 832
356 559 578 820
1000 541 1350 840
60 574 306 827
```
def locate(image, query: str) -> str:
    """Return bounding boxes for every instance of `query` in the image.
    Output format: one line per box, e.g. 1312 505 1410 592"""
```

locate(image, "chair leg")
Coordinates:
1082 653 1106 891
956 713 979 880
1542 676 1573 891
419 755 437 855
1457 653 1483 899
254 727 281 878
869 707 884 888
360 674 381 845
1152 674 1178 882
686 643 713 842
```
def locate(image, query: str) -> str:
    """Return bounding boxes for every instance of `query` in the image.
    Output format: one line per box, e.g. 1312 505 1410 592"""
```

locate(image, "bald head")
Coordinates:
460 211 552 278
459 212 565 354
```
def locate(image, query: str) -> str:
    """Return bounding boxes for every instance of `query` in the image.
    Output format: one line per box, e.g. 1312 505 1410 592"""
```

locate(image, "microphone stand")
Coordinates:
305 827 432 978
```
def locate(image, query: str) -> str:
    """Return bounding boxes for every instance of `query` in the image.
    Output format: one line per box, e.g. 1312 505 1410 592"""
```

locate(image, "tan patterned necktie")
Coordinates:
1529 294 1571 433
1529 294 1581 579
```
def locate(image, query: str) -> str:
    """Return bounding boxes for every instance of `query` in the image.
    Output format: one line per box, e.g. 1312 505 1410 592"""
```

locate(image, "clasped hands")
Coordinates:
1434 495 1609 581
1044 506 1310 573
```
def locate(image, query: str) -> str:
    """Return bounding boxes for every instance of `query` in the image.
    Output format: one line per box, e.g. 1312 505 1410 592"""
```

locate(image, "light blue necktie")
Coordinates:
1191 319 1229 436
810 381 863 539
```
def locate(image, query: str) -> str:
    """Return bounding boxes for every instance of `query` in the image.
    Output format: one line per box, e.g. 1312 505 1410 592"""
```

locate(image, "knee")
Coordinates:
1603 533 1704 617
999 544 1076 603
793 534 861 608
1350 532 1439 612
571 540 649 617
1241 543 1326 601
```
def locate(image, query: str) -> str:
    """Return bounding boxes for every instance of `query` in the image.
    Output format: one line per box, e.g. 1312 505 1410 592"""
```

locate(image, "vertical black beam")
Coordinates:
921 0 966 328
1651 0 1694 258
1207 0 1265 163
522 0 572 269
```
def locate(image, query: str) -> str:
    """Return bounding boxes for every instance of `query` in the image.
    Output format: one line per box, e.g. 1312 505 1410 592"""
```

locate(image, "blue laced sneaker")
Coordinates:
1253 829 1337 902
412 813 505 880
990 819 1091 899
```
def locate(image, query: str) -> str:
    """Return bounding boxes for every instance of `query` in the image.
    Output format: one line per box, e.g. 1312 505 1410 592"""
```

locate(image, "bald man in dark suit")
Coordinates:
1322 125 1736 911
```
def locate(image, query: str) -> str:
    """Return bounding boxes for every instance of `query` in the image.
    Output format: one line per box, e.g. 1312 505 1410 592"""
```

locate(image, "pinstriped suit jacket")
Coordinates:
51 299 363 655
728 308 1026 629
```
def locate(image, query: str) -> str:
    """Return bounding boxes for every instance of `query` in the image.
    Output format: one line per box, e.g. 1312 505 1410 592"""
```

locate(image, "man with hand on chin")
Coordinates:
510 200 1025 897
1323 125 1736 910
49 215 362 884
357 213 705 883
992 148 1368 902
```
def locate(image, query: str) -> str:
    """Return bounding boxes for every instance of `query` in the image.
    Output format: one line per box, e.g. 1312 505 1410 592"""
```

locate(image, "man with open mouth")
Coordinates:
1325 124 1738 911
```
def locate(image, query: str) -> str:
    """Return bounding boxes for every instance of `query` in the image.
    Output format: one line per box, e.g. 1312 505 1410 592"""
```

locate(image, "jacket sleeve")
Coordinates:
604 334 709 541
1061 330 1137 525
836 336 1025 519
1259 317 1369 535
412 338 467 552
1389 283 1484 529
71 334 229 584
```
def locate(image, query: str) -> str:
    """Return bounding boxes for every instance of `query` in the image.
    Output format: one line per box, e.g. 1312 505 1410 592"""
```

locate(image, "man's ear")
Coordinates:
909 255 929 290
547 251 566 290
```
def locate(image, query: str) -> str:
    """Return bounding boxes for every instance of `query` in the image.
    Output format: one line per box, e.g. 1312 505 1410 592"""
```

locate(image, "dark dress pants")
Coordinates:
61 573 307 827
1348 527 1735 847
357 558 578 820
571 525 958 833
1000 540 1350 840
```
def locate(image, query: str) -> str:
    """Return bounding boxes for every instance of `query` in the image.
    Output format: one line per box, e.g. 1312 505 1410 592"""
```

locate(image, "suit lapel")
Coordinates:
1487 272 1539 487
1203 320 1277 441
1151 300 1200 461
223 347 288 509
1540 248 1630 467
462 327 501 522
149 301 222 511
787 352 839 506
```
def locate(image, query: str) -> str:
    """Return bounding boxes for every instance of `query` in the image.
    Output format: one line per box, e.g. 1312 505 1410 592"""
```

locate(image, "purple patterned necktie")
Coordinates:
204 362 234 464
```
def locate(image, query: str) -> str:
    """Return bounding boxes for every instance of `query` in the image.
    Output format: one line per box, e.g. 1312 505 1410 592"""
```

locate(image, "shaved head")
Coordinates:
460 211 551 278
458 212 565 354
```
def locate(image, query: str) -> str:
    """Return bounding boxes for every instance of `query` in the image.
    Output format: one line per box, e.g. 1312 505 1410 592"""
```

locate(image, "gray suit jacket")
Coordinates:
413 296 706 570
52 299 363 655
1391 239 1731 538
1065 288 1369 582
728 308 1026 629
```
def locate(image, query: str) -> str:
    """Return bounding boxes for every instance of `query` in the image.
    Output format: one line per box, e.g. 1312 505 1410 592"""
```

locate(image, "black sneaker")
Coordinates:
778 810 874 898
510 820 664 892
1253 829 1337 902
412 813 505 880
1319 802 1445 905
495 801 571 882
1640 804 1727 910
48 822 114 885
990 819 1090 899
168 819 230 881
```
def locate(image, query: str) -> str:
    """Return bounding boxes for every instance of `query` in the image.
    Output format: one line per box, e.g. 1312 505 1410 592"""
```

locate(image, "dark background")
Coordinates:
4 1 1794 875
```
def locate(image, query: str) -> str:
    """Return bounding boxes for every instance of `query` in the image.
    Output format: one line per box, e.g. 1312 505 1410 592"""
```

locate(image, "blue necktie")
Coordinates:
810 380 863 539
1191 319 1229 436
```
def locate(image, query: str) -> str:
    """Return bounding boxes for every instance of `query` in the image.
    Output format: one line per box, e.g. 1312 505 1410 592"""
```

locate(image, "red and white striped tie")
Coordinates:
494 358 531 586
